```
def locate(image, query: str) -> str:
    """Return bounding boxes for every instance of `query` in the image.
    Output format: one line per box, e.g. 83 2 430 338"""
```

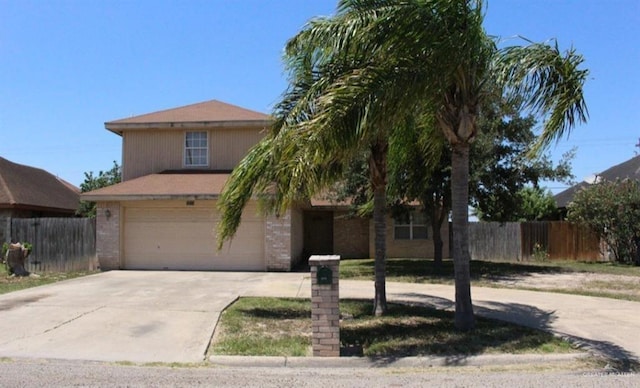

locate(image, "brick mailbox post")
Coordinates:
309 255 340 357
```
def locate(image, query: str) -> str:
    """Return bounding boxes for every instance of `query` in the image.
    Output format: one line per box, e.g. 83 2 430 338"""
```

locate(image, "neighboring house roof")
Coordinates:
80 172 230 201
0 157 80 213
105 99 271 134
555 154 640 208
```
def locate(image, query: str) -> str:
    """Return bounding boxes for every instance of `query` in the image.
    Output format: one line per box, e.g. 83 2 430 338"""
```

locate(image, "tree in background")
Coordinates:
568 179 640 265
341 97 574 272
77 161 121 217
512 187 559 221
470 99 575 222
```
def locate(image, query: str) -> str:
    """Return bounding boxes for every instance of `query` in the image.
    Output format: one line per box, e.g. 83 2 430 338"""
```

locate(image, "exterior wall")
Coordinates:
290 206 304 267
210 128 264 170
122 127 265 181
265 210 293 271
96 201 121 270
369 215 450 259
122 130 182 181
333 212 369 258
96 197 298 271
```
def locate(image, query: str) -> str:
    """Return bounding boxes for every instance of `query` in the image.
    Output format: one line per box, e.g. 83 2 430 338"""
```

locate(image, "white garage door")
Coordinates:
123 201 264 271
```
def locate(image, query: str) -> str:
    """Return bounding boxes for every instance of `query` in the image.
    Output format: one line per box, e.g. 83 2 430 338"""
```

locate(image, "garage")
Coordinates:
122 200 265 271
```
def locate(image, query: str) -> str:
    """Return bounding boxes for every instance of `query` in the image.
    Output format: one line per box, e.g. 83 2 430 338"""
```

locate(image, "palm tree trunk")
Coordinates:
431 205 444 274
370 140 388 316
372 184 387 316
451 142 475 330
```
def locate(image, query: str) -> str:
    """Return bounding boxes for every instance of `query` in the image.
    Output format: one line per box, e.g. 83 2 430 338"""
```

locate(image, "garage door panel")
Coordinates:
123 203 264 271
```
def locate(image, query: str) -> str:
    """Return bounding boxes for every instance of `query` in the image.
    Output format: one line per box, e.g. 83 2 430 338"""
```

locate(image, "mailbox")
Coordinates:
317 265 333 285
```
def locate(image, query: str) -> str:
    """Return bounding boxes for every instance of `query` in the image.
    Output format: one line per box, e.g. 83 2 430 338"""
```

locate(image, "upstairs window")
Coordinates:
394 211 428 240
184 131 208 167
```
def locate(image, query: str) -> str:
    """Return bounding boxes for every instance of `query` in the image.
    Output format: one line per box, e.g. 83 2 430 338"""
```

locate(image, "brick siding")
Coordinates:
96 202 120 270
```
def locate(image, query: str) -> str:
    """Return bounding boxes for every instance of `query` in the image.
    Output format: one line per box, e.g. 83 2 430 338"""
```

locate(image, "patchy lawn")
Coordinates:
0 265 96 295
340 258 640 302
209 297 312 356
209 297 578 358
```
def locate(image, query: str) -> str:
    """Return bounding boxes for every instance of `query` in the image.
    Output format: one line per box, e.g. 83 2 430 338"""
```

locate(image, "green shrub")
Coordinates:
568 179 640 265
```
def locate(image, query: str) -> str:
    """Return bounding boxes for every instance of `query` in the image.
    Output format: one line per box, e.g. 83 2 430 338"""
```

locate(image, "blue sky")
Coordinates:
1 0 638 192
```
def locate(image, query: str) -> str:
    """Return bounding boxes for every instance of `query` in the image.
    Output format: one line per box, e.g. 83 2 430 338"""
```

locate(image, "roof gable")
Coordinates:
555 155 640 208
105 100 271 133
0 157 80 213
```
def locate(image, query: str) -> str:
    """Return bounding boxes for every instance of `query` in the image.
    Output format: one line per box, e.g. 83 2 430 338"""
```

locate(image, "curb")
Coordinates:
209 352 589 368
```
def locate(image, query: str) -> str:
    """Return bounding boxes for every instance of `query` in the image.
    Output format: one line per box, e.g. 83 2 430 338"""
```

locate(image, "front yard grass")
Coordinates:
340 258 640 301
341 258 640 282
209 297 577 358
0 265 96 295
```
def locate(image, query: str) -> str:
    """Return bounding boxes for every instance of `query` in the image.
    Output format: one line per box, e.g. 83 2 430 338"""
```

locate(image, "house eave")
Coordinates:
105 120 272 135
0 203 77 214
80 194 220 202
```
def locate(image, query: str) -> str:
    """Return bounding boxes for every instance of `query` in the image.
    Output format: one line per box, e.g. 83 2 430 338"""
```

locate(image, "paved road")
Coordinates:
0 271 638 363
0 358 637 388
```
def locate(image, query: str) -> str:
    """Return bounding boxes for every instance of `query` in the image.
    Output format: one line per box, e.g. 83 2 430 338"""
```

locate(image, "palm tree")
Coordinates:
277 0 588 330
219 0 588 329
218 35 405 315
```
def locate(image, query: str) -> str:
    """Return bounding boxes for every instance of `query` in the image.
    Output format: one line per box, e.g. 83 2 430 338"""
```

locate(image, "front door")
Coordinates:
303 211 334 257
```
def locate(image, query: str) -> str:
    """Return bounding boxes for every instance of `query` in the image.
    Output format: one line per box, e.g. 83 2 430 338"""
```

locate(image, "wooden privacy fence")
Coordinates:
469 221 601 262
468 222 521 261
6 218 97 273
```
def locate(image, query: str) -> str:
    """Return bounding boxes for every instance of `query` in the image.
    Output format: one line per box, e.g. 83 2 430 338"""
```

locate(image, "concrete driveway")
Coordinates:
0 271 308 363
1 271 638 364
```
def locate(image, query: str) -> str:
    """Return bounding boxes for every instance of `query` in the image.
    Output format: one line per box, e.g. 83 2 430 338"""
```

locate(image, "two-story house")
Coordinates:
83 99 447 271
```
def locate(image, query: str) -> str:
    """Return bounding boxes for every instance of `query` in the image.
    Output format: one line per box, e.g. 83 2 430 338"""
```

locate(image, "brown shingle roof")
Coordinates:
105 100 271 133
0 157 79 213
80 172 230 201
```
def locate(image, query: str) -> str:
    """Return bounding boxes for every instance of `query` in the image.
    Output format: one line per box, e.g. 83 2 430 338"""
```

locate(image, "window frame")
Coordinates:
394 210 428 240
184 131 209 168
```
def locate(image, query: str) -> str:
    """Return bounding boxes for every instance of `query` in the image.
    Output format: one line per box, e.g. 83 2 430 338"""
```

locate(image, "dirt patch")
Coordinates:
490 273 640 300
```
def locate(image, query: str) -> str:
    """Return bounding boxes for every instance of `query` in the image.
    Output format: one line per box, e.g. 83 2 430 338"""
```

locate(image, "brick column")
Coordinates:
265 211 292 271
96 202 120 270
309 255 340 357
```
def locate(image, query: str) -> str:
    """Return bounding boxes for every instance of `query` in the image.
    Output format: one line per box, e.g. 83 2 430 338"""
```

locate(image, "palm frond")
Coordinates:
216 137 277 247
494 40 589 155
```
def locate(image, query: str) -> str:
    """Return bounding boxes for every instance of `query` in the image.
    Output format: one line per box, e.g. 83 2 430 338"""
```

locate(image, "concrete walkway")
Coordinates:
0 271 638 363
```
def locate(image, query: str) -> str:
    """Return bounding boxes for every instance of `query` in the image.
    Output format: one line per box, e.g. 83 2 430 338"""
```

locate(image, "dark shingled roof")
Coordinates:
555 155 640 208
0 157 80 213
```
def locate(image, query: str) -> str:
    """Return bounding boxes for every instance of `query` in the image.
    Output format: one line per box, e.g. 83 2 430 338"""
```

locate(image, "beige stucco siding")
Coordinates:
122 127 265 181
